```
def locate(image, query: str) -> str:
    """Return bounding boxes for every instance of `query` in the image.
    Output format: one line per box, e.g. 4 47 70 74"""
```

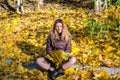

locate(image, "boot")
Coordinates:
48 70 55 80
49 66 64 80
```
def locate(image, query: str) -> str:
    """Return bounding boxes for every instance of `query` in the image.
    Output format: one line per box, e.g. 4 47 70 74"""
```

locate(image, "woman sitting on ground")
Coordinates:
36 19 76 80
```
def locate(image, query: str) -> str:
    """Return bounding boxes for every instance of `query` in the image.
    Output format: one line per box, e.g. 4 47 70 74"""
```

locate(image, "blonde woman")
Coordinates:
36 19 76 80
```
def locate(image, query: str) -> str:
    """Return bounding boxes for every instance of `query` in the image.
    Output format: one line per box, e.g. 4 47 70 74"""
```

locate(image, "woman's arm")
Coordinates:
46 34 53 54
65 41 72 53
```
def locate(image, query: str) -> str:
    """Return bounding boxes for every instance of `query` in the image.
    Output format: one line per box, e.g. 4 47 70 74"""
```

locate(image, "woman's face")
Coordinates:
55 22 63 34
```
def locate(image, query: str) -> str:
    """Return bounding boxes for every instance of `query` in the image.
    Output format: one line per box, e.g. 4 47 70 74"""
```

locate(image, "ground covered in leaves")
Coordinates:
0 2 120 80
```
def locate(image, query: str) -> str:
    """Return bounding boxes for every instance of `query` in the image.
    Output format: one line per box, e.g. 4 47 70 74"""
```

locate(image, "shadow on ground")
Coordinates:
16 41 46 72
45 0 94 9
16 41 46 56
0 0 94 12
0 0 16 11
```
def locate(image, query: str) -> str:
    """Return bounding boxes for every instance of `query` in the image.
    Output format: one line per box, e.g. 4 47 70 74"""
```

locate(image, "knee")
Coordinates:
69 56 76 64
36 57 44 64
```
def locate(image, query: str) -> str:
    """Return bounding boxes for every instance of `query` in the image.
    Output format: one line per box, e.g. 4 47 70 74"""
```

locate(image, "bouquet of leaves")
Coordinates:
46 50 71 68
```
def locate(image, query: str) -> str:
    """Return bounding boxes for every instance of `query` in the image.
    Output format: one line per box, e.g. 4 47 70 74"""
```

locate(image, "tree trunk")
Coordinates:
94 0 109 13
17 0 24 14
103 0 108 9
38 0 44 9
94 0 103 13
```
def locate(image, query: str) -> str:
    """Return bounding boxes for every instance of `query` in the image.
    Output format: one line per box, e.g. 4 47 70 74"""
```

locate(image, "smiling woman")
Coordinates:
36 19 76 80
55 22 63 34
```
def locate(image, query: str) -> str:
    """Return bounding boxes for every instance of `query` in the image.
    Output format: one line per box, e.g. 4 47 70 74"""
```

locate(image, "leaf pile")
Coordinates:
46 50 71 68
0 3 120 80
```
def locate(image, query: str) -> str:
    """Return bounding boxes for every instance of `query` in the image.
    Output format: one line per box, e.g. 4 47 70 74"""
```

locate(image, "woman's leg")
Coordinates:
62 56 76 70
36 57 51 70
36 57 55 71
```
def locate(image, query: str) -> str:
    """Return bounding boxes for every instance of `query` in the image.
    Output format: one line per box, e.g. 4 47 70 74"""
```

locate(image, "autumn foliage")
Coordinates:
0 3 120 80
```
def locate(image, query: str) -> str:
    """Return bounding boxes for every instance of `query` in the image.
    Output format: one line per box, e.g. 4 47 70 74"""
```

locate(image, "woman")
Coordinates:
36 19 76 80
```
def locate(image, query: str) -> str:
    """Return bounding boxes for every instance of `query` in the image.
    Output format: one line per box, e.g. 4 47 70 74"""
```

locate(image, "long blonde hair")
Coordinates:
50 19 72 46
